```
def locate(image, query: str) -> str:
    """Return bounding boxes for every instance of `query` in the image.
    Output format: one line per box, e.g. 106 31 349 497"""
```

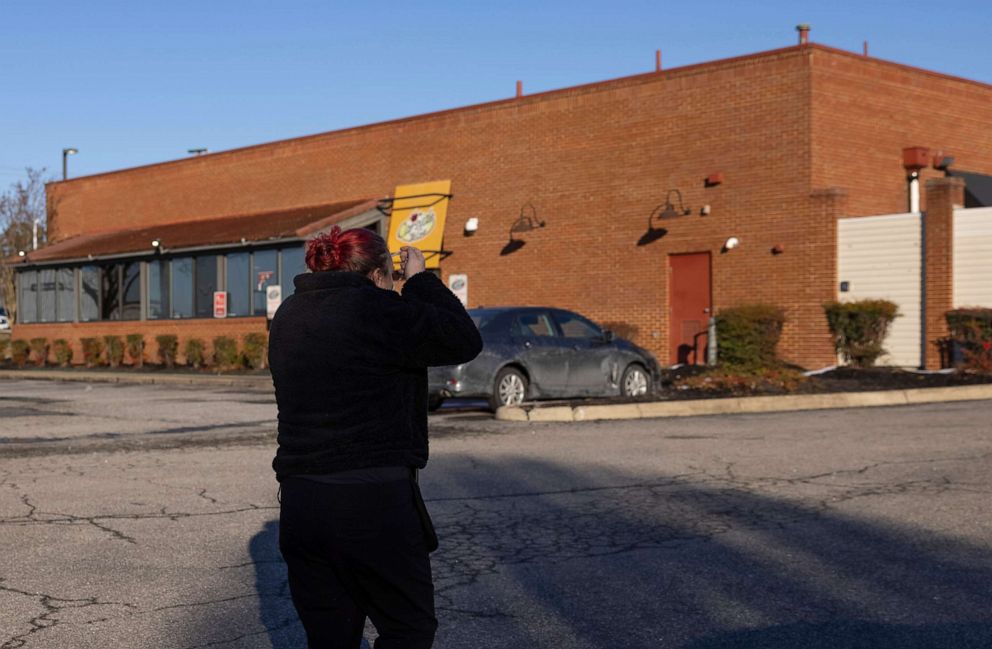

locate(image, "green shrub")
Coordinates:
0 338 9 361
824 300 900 368
80 337 104 368
715 304 786 368
29 337 49 367
242 332 268 369
184 338 206 368
156 335 178 368
103 335 125 368
946 308 992 372
11 339 30 368
53 339 73 367
126 334 145 368
212 336 239 370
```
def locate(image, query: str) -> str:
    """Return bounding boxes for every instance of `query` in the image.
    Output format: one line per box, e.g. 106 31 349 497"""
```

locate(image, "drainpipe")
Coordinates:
908 172 921 213
902 146 929 213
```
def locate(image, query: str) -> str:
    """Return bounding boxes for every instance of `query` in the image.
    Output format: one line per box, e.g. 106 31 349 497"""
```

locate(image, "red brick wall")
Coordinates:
38 45 992 370
11 318 267 366
45 47 826 367
810 48 992 216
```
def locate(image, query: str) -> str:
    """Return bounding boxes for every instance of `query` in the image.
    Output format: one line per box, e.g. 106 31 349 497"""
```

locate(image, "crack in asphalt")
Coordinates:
0 579 137 649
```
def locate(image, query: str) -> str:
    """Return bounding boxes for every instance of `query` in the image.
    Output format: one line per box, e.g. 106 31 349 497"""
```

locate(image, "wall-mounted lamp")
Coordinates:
933 153 955 171
501 203 546 255
151 239 163 253
464 217 479 236
657 189 692 220
17 250 26 258
700 204 711 216
722 236 740 252
771 243 785 255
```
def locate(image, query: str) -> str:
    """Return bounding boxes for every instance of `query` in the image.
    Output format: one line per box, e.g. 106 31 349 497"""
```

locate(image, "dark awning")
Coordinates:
948 170 992 208
12 198 378 266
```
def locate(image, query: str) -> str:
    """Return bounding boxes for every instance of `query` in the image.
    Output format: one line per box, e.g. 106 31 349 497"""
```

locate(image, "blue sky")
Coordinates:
2 0 989 183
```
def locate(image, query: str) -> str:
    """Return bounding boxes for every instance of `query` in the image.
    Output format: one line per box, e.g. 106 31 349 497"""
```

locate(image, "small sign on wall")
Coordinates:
266 286 282 320
213 292 228 319
448 273 468 306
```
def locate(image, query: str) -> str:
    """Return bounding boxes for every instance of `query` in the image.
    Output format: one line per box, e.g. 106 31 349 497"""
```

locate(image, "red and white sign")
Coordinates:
213 292 228 319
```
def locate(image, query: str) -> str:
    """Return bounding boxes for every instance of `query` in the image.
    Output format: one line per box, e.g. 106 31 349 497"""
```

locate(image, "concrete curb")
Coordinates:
0 369 272 390
495 384 992 422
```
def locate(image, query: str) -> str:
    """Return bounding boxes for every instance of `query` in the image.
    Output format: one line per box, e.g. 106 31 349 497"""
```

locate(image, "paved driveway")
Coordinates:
1 379 991 648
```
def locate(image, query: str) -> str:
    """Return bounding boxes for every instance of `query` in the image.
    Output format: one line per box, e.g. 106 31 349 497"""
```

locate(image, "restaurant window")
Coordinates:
122 262 141 320
194 255 218 318
57 268 75 322
252 249 278 316
171 257 194 318
39 269 57 322
148 259 170 320
80 266 100 322
226 252 250 317
280 246 306 299
101 264 121 321
18 270 37 324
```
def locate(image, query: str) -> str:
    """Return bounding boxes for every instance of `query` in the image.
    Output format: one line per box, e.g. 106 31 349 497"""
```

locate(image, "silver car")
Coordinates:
429 307 660 411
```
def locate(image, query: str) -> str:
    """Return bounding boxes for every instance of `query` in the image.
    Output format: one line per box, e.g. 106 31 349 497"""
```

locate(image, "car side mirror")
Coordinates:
601 330 615 343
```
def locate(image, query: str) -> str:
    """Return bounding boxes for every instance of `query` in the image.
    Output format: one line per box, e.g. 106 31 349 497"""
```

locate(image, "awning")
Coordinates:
12 198 378 265
948 170 992 208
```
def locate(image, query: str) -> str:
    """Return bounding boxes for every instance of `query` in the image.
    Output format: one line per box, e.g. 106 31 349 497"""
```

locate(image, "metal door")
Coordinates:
669 253 712 365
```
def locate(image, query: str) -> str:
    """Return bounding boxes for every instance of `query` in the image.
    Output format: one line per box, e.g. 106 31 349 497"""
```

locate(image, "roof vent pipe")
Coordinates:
796 24 810 45
656 49 662 72
516 80 523 98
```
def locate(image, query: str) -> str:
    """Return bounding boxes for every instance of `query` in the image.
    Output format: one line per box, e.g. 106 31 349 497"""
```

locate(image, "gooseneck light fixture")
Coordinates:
62 148 78 180
501 203 546 255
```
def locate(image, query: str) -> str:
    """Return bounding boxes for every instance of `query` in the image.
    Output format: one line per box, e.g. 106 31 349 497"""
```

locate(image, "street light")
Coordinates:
62 148 78 180
32 218 41 250
187 148 208 156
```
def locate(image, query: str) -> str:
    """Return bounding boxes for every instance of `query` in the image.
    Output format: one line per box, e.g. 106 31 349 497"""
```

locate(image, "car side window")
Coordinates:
554 311 602 339
514 312 557 338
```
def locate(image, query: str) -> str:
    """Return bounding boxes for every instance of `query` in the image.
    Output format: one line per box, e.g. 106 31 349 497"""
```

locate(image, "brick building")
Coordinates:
9 38 992 369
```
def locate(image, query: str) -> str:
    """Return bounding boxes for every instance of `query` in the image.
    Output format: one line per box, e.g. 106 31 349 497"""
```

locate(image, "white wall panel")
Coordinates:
837 213 922 368
953 207 992 308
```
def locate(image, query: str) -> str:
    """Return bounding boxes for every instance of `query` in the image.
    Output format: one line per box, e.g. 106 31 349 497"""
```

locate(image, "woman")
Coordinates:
269 225 483 648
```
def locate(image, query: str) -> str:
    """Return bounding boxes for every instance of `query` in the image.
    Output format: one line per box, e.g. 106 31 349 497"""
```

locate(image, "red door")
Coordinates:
669 253 712 365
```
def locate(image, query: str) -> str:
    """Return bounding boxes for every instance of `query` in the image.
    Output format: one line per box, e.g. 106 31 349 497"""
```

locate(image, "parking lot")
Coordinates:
2 379 992 648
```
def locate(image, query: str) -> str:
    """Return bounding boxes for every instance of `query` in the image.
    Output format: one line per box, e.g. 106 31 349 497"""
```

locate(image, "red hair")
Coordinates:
306 226 389 275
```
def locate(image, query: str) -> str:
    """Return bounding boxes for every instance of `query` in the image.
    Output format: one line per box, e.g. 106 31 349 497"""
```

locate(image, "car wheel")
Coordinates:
428 395 444 412
621 364 650 397
490 367 528 411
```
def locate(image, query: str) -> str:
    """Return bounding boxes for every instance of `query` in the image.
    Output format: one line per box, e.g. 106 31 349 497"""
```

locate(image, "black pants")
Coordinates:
279 478 437 649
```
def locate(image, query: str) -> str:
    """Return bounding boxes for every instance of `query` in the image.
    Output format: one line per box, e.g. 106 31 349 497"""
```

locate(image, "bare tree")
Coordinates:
0 168 53 323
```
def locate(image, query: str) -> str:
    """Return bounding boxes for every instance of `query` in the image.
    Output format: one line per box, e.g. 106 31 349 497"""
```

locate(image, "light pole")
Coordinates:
33 218 41 250
62 148 78 180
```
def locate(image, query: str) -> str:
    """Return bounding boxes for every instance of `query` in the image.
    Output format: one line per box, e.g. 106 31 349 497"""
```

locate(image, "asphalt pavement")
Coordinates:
1 379 991 648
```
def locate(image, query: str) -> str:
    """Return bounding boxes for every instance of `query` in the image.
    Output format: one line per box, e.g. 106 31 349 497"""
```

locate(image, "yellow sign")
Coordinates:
387 180 451 270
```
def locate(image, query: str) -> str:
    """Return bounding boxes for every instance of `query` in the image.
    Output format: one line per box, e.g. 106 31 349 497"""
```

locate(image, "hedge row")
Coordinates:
3 333 268 370
714 300 901 369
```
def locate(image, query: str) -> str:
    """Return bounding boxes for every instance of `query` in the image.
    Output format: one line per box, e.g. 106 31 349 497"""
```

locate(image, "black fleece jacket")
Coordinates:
268 271 483 481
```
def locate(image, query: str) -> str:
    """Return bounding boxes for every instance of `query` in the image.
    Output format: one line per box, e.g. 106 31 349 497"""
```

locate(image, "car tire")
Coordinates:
428 395 444 412
490 367 528 411
620 364 651 398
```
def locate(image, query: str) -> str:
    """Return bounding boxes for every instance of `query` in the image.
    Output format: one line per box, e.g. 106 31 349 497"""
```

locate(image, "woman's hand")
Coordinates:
399 246 426 279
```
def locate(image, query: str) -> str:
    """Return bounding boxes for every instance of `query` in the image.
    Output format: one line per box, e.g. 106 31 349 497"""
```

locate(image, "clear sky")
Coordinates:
2 0 990 182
